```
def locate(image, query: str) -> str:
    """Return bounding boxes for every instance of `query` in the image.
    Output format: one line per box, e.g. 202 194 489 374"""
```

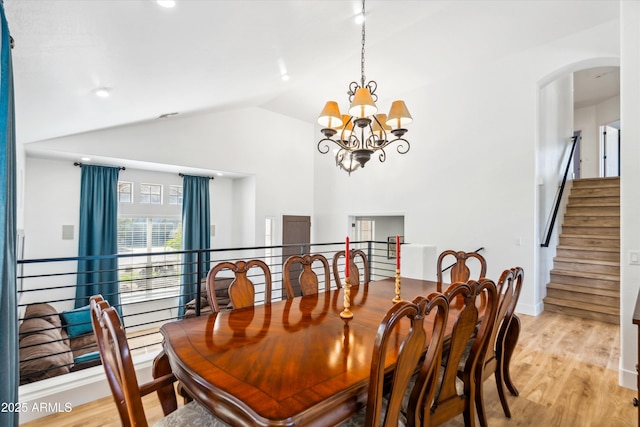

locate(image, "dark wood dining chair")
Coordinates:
332 249 370 288
207 259 280 310
474 268 520 427
413 279 498 427
492 267 524 422
436 250 487 291
283 253 331 297
339 293 450 427
89 295 229 427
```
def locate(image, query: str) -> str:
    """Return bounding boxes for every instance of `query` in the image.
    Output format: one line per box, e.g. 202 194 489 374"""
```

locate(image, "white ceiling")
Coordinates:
573 66 620 109
5 0 619 150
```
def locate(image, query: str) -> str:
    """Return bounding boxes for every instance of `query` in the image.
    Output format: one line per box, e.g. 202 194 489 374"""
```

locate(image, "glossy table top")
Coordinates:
160 277 440 427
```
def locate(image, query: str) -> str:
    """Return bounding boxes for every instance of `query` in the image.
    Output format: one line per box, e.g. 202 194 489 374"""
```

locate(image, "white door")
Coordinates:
600 124 620 177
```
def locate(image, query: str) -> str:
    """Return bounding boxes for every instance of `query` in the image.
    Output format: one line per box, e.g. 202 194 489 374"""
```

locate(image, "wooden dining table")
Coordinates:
159 277 519 427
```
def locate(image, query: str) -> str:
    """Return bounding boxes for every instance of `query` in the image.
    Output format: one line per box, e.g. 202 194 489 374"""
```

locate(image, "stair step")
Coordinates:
562 216 619 227
569 187 619 197
559 234 620 248
565 206 620 216
569 196 619 206
547 282 619 298
544 299 619 324
554 256 618 266
549 269 619 288
557 244 618 253
556 246 620 261
571 177 620 188
553 257 619 275
544 296 619 314
546 289 618 309
560 225 619 236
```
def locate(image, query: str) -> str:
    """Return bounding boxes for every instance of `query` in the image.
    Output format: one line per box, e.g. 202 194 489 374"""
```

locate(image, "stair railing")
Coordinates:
541 135 578 248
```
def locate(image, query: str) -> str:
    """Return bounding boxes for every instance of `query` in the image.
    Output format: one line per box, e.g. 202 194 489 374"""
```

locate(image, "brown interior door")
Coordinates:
282 215 311 297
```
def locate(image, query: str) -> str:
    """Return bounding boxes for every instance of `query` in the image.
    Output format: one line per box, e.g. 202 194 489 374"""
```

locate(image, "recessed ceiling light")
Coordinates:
157 0 176 8
281 74 290 81
217 172 223 176
81 157 91 162
94 87 111 98
354 13 365 25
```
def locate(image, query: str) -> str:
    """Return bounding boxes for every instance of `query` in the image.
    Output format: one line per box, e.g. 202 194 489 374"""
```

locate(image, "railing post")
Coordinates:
367 240 373 279
195 250 202 317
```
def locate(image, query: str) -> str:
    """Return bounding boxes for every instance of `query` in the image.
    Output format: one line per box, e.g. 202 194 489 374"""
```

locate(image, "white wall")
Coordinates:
22 159 240 259
619 0 640 390
211 177 234 248
16 143 25 231
574 105 599 178
25 106 316 248
574 94 620 178
313 19 620 318
536 74 574 306
23 157 80 260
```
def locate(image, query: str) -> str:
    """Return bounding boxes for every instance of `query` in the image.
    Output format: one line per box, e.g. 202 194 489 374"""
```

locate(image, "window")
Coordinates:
168 185 183 205
140 183 162 204
265 217 275 265
356 219 375 241
118 181 133 203
118 217 182 299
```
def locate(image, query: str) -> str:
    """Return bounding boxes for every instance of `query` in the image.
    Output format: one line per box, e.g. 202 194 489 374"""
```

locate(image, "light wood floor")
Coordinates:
20 310 637 427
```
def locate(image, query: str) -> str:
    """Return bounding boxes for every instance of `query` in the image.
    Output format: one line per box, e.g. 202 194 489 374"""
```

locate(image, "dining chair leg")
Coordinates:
152 351 178 416
464 381 478 427
464 401 477 427
503 315 521 396
475 372 489 427
494 358 512 419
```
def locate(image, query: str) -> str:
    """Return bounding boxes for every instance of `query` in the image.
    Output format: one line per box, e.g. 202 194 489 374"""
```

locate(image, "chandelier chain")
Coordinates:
360 0 366 88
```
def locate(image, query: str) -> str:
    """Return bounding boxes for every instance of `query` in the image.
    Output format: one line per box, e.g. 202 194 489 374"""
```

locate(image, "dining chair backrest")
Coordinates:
501 267 523 341
418 278 498 427
332 249 370 288
436 250 487 292
479 268 516 371
90 295 178 427
353 293 449 427
283 254 331 297
207 259 276 310
90 295 131 426
474 267 524 427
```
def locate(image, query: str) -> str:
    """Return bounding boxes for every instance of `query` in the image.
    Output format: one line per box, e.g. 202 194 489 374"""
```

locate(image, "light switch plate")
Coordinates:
629 250 640 265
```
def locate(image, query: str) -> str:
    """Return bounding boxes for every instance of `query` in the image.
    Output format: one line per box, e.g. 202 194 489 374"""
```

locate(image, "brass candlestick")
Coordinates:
392 269 402 303
340 277 354 319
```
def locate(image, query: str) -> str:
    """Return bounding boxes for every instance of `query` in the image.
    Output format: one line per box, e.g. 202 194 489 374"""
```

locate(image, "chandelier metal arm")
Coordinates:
395 138 410 155
317 136 350 154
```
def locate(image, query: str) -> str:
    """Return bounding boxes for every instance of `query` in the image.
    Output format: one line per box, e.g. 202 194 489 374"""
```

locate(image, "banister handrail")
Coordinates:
541 135 578 248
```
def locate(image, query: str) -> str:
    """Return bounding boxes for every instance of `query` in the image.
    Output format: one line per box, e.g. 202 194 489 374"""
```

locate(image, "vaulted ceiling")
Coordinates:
5 0 619 145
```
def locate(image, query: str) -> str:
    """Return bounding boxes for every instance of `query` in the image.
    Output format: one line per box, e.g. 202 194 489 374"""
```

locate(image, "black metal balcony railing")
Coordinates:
17 240 397 386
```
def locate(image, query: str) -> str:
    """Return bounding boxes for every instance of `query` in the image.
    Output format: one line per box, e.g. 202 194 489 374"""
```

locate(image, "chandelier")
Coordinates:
316 0 412 175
